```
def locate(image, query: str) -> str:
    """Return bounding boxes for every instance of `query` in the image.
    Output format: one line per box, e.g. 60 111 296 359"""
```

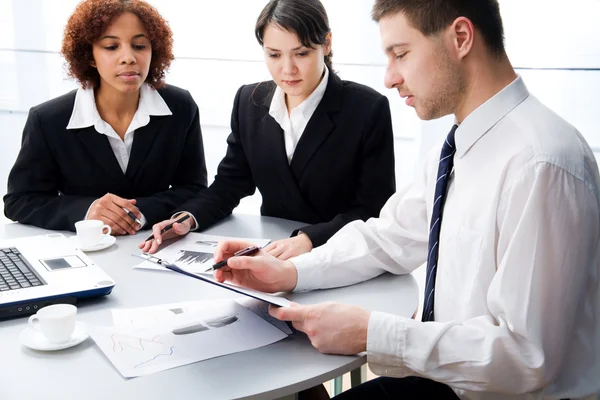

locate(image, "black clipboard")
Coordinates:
132 253 291 307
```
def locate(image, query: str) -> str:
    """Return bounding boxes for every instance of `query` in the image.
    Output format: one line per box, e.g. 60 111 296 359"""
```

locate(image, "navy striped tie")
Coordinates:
422 125 458 322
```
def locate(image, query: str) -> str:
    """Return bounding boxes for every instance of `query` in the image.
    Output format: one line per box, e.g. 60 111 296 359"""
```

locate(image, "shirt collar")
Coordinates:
66 83 172 131
455 76 530 158
269 66 329 123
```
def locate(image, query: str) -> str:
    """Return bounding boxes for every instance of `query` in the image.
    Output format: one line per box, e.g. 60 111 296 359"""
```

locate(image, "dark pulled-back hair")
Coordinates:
255 0 333 70
61 0 174 89
372 0 505 56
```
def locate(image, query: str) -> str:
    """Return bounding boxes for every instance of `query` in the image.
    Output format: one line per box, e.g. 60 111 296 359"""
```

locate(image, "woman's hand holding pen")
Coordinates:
213 240 298 293
138 213 195 253
88 193 141 236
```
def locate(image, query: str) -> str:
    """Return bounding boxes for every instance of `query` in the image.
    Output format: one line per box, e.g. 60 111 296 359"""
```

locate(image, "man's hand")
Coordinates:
87 193 141 236
213 240 298 293
138 213 195 253
263 233 313 260
270 302 371 355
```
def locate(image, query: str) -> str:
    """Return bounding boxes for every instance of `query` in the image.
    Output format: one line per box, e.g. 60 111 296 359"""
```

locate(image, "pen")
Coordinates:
144 214 191 242
122 207 142 225
211 245 260 270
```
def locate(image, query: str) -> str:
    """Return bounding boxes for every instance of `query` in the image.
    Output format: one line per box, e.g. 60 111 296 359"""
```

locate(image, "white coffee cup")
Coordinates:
75 220 111 248
28 304 77 343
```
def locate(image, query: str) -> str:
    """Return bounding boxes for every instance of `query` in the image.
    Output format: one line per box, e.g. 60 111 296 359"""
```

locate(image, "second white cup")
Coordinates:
75 219 111 248
28 304 77 343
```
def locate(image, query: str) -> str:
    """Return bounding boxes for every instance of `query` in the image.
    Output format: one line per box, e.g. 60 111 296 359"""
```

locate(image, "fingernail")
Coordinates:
157 239 162 245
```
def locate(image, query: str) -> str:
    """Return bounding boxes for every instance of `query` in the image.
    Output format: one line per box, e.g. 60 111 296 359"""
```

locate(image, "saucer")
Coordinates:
20 321 89 351
69 235 116 252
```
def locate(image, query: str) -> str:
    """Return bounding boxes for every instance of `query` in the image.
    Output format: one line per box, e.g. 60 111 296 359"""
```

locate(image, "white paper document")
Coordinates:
90 300 288 378
111 298 292 335
133 233 271 274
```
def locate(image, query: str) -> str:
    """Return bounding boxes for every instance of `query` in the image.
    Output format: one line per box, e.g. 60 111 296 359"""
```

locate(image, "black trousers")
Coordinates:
333 377 460 399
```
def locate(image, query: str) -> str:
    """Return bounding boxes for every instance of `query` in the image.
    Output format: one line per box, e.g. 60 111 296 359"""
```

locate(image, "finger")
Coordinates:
105 203 138 234
103 207 136 235
152 223 165 245
269 303 307 322
137 237 156 253
148 239 160 254
108 193 136 210
263 242 277 252
226 255 270 272
215 268 233 283
214 240 256 262
104 194 141 225
276 250 295 260
267 247 284 258
171 222 190 236
100 214 127 236
291 320 305 332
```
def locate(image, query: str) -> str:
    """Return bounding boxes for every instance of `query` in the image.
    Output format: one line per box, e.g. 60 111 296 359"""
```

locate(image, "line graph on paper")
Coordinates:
110 334 176 370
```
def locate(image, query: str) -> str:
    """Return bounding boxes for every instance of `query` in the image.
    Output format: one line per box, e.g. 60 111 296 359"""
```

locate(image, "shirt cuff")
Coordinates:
171 211 198 231
138 212 147 228
367 311 412 378
289 249 330 292
84 199 98 220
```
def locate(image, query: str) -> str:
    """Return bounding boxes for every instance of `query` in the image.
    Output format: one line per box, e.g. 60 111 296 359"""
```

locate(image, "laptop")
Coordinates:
0 233 115 319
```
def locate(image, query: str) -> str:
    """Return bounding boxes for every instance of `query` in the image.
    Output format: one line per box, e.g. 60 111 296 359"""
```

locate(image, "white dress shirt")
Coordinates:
269 67 329 163
291 77 600 399
66 84 172 226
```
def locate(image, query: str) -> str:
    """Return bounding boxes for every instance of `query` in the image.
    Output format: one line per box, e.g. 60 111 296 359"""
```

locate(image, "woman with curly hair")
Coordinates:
4 0 207 236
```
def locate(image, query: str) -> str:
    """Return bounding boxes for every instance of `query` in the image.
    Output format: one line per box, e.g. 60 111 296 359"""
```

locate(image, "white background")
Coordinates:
1 0 599 219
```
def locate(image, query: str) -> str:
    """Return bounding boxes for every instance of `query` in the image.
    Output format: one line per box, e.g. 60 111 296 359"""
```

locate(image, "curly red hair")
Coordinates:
61 0 174 89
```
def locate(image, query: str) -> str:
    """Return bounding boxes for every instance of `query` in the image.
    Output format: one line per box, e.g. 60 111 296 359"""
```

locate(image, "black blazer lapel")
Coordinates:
259 93 322 222
260 108 295 184
126 117 165 180
289 71 342 181
75 126 125 180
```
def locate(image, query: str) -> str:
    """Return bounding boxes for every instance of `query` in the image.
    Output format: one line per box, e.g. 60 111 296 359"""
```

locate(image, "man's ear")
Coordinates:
451 16 474 60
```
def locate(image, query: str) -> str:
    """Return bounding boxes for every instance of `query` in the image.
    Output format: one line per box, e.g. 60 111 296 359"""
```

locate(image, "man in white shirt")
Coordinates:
212 0 600 398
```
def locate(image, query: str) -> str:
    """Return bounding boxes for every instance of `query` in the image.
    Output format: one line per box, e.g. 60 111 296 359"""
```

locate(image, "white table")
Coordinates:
0 214 418 400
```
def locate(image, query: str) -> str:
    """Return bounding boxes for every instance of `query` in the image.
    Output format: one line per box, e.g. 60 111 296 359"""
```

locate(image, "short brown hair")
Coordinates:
372 0 505 56
61 0 174 89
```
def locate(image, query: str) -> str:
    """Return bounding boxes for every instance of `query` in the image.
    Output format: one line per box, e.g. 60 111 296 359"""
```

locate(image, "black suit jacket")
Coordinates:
4 85 207 231
176 72 395 247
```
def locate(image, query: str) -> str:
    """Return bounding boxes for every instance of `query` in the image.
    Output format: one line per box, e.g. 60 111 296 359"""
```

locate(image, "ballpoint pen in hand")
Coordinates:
144 214 191 242
210 245 260 270
122 207 142 225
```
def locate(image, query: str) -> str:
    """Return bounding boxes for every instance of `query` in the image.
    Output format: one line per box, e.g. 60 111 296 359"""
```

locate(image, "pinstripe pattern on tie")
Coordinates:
422 124 458 322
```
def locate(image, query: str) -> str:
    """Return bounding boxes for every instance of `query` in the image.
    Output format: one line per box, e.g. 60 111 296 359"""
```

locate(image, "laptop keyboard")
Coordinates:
0 247 45 291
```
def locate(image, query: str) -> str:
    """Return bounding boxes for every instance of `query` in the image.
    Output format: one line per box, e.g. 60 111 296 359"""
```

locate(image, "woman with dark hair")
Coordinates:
141 0 395 259
4 0 207 236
